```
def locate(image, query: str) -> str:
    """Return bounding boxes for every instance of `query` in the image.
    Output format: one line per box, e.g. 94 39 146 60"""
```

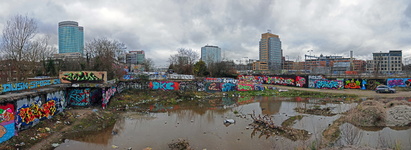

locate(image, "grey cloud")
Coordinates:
0 0 410 66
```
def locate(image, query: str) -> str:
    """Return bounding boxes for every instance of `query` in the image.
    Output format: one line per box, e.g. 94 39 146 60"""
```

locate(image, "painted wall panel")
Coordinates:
0 103 15 144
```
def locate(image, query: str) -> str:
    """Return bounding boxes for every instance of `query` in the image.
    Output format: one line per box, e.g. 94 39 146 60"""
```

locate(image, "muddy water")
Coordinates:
55 96 409 150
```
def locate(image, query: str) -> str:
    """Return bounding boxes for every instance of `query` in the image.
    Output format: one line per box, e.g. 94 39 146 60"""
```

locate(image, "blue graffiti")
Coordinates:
152 82 175 90
222 83 236 92
1 79 61 93
67 88 90 106
315 80 342 89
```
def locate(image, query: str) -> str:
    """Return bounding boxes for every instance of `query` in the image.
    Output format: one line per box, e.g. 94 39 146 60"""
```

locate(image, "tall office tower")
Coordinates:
259 32 282 70
58 21 84 56
201 45 221 65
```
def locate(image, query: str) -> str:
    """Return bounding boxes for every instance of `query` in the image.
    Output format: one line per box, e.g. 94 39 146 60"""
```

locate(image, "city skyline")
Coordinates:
0 0 410 66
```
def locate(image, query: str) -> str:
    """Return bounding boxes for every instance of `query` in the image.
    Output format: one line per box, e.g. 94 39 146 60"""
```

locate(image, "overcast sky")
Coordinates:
0 0 410 66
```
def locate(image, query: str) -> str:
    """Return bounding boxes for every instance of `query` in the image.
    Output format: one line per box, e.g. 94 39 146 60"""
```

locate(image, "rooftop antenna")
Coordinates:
267 29 271 33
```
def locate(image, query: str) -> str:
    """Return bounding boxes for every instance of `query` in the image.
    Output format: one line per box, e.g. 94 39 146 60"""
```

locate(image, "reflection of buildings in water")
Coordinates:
67 123 116 145
259 99 282 115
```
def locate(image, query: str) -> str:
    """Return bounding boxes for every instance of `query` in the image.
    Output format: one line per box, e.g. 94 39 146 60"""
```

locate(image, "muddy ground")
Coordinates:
268 84 411 98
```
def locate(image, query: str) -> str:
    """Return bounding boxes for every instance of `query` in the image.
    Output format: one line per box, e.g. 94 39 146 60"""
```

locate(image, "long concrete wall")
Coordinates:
0 75 407 144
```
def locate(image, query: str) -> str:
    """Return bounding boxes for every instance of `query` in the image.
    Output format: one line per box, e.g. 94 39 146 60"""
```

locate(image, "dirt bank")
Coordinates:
267 84 411 98
346 100 411 127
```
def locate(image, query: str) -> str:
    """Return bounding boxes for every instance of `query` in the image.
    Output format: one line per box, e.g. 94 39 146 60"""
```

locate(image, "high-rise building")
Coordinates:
255 32 282 70
201 45 221 65
58 21 84 56
371 50 402 73
126 50 145 64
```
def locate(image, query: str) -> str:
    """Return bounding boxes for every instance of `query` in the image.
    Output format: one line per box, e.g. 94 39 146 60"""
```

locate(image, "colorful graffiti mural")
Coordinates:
387 78 411 88
295 76 306 87
0 103 14 143
264 75 307 88
47 91 66 113
59 71 107 83
67 88 90 106
149 81 179 91
237 84 253 91
206 83 221 93
314 79 344 89
16 96 57 131
344 79 361 89
221 83 236 92
102 86 116 109
308 75 325 88
0 79 61 93
123 75 139 80
366 80 383 90
205 77 222 82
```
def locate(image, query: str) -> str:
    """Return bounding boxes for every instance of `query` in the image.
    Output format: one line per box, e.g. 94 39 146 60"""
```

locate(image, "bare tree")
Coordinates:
1 14 53 81
340 123 363 145
84 38 127 79
143 58 154 72
168 48 199 74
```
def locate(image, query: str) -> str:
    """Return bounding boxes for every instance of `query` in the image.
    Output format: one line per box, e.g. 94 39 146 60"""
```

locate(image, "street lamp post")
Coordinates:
306 50 313 74
286 55 289 73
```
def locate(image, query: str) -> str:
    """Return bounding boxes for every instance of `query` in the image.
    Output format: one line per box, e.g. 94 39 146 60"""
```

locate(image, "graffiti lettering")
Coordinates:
0 79 61 93
17 97 57 131
149 81 179 91
237 84 253 91
387 78 410 88
67 88 90 106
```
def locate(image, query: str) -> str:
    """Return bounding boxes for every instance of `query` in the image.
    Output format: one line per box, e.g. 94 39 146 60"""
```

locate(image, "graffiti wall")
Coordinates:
47 91 66 114
237 84 253 91
221 83 236 92
67 88 90 106
149 81 179 91
308 75 325 88
313 79 344 89
365 79 384 90
387 78 411 88
0 103 15 143
102 86 116 108
117 82 125 93
264 75 308 88
0 79 61 93
16 94 60 131
168 74 194 80
205 78 238 84
123 74 139 80
206 82 221 93
344 79 362 89
59 71 107 84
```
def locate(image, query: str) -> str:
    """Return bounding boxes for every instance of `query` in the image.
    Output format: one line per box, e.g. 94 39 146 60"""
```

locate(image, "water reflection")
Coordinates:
56 96 410 150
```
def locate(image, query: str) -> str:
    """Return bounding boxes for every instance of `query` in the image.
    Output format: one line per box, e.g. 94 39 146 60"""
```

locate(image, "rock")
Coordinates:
165 121 167 124
112 145 119 148
128 147 132 150
246 126 249 129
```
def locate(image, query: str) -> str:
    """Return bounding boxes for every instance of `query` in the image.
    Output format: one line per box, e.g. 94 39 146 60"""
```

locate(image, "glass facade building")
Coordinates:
259 32 282 70
58 21 84 56
201 45 221 65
